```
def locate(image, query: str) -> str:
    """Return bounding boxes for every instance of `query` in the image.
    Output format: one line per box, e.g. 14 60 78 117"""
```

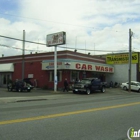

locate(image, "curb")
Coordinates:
0 94 70 103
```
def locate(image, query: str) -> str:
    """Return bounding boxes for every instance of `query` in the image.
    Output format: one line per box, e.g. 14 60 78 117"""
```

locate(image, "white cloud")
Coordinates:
0 0 140 56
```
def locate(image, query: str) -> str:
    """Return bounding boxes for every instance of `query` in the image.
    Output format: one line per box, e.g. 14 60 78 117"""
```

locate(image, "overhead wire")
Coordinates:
0 35 46 46
0 44 44 52
0 35 129 53
0 13 130 53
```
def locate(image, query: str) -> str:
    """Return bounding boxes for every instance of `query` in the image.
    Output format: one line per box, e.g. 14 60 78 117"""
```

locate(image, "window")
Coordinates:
49 71 62 82
70 71 79 81
91 72 100 78
3 75 6 84
1 73 11 85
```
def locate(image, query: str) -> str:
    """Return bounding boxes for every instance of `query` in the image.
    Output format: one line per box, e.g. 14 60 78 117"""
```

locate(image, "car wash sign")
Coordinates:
42 61 114 73
47 31 66 47
75 63 114 73
106 53 138 64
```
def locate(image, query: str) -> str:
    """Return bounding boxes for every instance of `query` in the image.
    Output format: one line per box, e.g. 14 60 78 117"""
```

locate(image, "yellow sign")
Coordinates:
106 53 138 64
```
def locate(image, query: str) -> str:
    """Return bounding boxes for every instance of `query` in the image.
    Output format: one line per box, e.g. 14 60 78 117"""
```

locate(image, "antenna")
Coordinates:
85 40 86 54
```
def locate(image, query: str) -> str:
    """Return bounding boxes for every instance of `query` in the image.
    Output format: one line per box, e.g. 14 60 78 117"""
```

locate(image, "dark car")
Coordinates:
7 80 31 92
23 78 34 89
73 78 106 95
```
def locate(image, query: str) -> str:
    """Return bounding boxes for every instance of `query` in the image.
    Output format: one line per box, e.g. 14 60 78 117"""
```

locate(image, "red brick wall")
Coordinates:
0 50 107 89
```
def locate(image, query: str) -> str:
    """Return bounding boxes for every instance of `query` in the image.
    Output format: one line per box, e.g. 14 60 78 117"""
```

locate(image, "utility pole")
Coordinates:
54 46 57 92
128 29 133 92
22 30 25 80
75 36 77 50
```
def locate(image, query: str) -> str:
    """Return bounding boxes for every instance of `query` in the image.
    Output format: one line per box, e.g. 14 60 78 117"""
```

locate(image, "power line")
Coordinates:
0 44 44 52
58 46 127 52
0 35 46 45
0 34 128 53
1 43 124 53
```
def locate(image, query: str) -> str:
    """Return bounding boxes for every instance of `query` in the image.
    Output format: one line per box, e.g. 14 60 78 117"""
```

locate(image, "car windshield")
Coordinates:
80 79 91 84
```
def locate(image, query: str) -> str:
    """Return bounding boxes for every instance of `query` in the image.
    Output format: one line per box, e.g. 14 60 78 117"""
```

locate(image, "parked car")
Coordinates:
7 80 31 92
73 78 107 95
121 81 140 92
23 78 34 89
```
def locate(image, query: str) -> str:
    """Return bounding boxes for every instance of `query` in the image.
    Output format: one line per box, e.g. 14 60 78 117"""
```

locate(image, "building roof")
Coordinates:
0 50 106 64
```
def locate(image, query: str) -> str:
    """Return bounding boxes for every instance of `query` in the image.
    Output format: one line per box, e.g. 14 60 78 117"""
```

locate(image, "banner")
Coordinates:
106 53 138 64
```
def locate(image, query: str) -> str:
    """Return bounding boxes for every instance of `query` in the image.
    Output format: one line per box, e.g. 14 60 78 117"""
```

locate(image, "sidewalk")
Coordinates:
0 87 72 103
0 94 70 104
0 87 134 104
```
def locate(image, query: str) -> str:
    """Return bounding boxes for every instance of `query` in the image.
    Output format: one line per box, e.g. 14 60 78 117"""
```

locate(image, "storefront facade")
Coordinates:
105 52 139 84
0 50 114 88
0 63 14 87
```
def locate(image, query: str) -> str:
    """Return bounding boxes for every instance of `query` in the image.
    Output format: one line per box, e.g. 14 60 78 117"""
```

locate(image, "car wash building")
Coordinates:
0 50 114 89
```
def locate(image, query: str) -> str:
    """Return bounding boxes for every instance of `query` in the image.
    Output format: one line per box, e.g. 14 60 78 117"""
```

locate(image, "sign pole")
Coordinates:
54 45 57 92
22 30 25 80
46 32 66 92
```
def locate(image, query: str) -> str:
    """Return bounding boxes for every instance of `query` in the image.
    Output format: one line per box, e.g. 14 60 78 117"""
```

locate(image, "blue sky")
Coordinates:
0 0 19 13
0 0 20 22
0 0 140 56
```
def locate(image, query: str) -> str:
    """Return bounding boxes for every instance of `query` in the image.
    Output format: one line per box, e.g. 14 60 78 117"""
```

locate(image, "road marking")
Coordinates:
0 102 140 125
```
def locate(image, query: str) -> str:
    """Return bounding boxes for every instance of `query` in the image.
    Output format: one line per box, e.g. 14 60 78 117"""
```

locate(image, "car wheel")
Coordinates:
73 90 76 94
86 88 91 95
27 89 30 92
101 86 105 93
138 89 140 93
123 86 127 90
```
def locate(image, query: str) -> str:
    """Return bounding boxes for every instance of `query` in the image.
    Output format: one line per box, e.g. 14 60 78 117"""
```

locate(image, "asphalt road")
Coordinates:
0 88 140 140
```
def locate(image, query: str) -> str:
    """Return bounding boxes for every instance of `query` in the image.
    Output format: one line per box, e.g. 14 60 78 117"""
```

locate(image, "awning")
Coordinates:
0 63 14 72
